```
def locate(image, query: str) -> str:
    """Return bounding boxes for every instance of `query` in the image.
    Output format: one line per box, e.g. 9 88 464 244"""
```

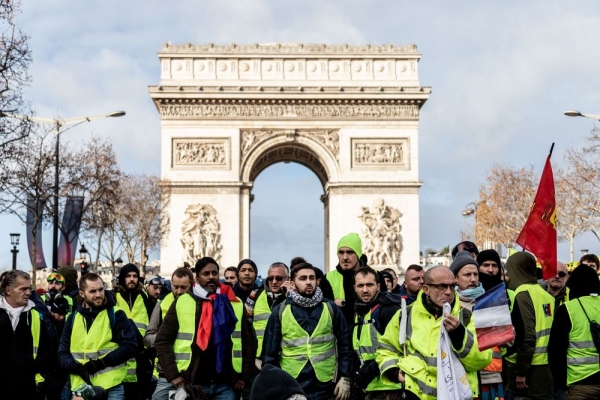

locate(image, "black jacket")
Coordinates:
263 297 353 400
58 295 139 379
0 303 50 399
320 264 361 325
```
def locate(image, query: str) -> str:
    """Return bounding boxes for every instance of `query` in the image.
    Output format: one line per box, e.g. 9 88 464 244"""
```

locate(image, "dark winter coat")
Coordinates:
262 297 353 400
0 301 50 399
319 264 361 324
155 292 257 386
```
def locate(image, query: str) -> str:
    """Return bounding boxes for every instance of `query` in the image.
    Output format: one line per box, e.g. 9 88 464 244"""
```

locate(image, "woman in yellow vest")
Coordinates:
549 264 600 399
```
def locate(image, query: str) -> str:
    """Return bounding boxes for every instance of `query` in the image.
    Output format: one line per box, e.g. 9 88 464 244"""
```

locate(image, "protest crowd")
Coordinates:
2 234 600 400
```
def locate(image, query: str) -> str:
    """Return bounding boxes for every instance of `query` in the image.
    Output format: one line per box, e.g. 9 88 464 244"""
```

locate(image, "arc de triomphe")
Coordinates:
149 43 430 275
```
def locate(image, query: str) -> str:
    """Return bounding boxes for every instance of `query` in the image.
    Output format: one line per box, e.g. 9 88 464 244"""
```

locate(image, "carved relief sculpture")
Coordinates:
359 198 403 269
241 129 272 159
173 139 229 167
181 204 222 265
352 138 408 169
303 130 339 160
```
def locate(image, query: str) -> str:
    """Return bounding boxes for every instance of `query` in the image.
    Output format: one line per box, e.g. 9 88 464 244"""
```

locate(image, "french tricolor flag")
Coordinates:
473 283 515 351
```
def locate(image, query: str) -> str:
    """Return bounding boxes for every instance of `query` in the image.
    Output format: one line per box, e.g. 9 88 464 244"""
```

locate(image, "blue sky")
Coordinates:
2 1 600 274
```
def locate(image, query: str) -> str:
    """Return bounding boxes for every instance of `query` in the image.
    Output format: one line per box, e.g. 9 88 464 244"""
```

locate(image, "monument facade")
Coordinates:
149 43 431 275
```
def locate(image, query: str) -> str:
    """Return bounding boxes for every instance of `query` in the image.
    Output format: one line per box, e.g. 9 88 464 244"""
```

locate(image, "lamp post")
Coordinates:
462 202 479 246
10 233 20 270
581 249 589 257
4 111 125 270
564 110 600 121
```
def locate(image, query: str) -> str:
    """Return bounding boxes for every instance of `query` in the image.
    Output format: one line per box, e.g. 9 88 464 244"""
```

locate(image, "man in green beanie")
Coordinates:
320 233 364 324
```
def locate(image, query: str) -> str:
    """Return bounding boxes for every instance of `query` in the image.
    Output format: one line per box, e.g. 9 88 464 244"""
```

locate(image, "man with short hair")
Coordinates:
320 233 364 324
352 267 401 399
546 261 569 309
145 267 195 400
580 253 600 272
234 259 260 303
0 270 49 399
155 257 257 399
224 266 239 286
377 266 491 400
263 262 353 400
397 264 424 305
59 273 138 399
114 264 155 400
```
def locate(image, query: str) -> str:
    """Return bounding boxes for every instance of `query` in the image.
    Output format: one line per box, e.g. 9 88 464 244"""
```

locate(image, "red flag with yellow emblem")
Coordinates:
516 146 557 280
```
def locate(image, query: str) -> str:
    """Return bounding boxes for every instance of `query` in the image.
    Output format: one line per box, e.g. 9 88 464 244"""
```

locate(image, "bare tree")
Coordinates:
0 0 32 149
556 128 600 259
475 164 536 248
0 130 56 287
115 174 170 276
67 136 122 272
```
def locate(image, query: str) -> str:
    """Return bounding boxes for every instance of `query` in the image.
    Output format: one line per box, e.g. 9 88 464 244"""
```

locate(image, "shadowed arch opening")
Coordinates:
250 161 325 275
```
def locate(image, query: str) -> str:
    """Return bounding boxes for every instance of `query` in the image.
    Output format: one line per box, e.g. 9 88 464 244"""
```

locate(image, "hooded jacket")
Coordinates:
505 252 554 399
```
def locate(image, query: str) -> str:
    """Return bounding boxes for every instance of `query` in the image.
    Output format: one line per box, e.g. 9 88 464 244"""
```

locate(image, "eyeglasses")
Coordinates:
556 271 567 278
47 273 64 284
426 283 456 292
266 276 285 282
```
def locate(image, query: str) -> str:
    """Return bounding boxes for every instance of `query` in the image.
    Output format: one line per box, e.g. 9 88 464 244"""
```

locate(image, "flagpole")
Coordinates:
549 142 555 158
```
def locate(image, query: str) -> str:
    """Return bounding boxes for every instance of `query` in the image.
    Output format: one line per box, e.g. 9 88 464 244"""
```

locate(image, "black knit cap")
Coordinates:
237 259 258 275
250 364 305 400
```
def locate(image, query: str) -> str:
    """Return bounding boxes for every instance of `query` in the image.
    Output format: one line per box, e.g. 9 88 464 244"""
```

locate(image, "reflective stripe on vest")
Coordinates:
506 284 554 365
69 307 127 390
280 303 336 382
326 270 345 300
173 293 243 374
31 310 45 384
116 292 149 382
565 296 600 385
353 309 402 392
253 290 271 357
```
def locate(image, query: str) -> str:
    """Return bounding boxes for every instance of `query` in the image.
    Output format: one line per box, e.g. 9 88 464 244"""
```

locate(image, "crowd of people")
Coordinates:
1 234 600 400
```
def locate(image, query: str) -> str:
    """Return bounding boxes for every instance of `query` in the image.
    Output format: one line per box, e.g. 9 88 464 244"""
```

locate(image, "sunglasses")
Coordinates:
47 273 64 284
148 278 163 286
266 276 285 282
426 283 456 292
556 271 567 278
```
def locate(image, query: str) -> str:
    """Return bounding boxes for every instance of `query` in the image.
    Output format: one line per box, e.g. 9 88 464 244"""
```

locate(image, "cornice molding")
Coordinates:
160 43 420 56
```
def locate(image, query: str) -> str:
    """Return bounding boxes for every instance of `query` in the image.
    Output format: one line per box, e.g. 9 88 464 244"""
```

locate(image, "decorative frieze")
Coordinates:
352 138 409 170
359 198 403 268
161 103 419 119
172 138 230 169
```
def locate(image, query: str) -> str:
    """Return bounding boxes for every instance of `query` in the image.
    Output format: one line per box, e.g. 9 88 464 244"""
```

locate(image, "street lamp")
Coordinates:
581 249 589 256
79 243 88 261
462 202 477 217
564 110 600 121
4 111 126 270
10 233 20 270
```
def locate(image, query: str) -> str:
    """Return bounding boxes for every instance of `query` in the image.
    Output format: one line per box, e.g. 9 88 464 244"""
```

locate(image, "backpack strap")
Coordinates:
577 298 593 322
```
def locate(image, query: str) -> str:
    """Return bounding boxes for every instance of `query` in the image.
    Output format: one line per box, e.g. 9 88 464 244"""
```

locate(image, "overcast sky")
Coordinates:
2 1 600 275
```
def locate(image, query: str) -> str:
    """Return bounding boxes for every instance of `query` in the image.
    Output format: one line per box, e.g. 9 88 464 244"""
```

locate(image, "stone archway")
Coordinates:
149 43 431 275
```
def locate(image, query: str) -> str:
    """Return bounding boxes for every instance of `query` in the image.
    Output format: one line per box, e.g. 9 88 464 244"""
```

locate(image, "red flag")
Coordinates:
516 151 557 280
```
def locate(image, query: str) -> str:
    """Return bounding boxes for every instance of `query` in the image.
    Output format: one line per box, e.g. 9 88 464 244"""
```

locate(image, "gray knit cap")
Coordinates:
450 250 479 276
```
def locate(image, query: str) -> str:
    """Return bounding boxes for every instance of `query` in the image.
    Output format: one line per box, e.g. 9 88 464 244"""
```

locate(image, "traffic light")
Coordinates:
80 261 89 276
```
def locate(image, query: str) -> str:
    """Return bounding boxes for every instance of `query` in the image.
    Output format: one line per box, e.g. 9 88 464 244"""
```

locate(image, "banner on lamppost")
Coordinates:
26 197 48 269
57 196 85 267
